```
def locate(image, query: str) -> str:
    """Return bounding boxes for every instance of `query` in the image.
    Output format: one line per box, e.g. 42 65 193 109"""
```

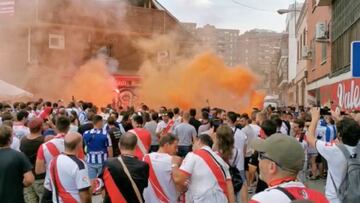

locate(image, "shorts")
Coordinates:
244 157 251 171
41 188 52 203
88 163 103 179
316 154 325 163
177 145 192 158
24 179 45 203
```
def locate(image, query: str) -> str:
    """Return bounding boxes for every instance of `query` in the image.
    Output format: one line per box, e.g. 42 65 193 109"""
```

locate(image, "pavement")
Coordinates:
91 178 326 203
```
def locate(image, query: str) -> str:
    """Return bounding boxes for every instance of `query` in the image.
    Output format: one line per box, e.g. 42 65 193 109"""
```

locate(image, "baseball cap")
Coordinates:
250 133 305 173
28 118 43 129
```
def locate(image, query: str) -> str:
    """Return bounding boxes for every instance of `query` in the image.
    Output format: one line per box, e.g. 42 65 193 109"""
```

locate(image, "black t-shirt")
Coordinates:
78 122 94 136
0 148 32 203
108 127 122 157
249 151 268 192
20 135 45 179
101 156 149 203
189 117 201 133
122 122 133 132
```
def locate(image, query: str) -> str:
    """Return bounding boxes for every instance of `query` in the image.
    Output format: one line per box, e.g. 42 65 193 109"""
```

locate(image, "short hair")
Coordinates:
159 133 178 147
189 108 196 117
56 116 70 133
45 101 52 107
16 110 29 121
151 112 158 121
202 111 209 120
293 119 305 129
1 112 13 121
132 115 143 125
261 119 277 137
198 133 213 148
2 120 13 128
227 111 237 124
110 112 119 119
167 111 174 119
143 112 150 122
93 115 103 125
173 107 180 115
64 132 82 151
337 118 360 146
19 102 27 110
272 116 283 128
241 113 249 120
0 125 12 147
182 112 190 121
119 132 138 150
107 116 116 126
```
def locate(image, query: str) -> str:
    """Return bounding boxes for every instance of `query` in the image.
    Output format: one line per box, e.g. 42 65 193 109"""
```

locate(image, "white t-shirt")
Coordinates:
179 146 231 202
249 124 261 137
316 140 357 203
242 125 256 157
232 127 247 171
143 153 178 203
156 120 173 134
48 154 90 203
250 181 307 203
10 136 20 151
13 124 30 139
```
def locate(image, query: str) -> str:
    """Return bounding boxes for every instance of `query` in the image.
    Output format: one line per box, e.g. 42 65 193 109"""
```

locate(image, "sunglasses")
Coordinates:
258 152 283 168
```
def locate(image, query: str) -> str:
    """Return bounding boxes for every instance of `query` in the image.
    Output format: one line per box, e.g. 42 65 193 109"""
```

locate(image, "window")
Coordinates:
321 43 327 64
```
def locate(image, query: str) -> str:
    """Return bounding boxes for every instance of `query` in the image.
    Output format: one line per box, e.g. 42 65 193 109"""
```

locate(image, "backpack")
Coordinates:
275 187 328 203
330 144 360 203
229 149 243 193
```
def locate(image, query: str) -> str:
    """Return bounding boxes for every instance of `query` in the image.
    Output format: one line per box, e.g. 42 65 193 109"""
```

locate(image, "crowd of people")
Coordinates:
0 99 359 203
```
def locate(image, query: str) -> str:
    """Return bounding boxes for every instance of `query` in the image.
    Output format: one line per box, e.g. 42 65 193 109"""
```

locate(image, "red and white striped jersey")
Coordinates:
143 153 178 203
48 154 91 203
37 134 66 166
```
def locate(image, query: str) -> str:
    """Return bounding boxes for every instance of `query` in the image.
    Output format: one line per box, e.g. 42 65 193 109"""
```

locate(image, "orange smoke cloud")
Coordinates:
138 52 264 112
64 59 116 107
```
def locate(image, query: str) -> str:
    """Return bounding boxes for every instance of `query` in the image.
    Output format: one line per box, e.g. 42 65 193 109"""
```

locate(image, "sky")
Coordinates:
157 0 305 33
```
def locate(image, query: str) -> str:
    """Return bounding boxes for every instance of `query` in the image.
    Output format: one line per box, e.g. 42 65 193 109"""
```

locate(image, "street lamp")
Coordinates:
277 9 301 15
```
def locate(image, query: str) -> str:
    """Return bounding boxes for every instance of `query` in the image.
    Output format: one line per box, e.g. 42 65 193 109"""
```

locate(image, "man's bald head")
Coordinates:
64 132 82 151
119 132 137 150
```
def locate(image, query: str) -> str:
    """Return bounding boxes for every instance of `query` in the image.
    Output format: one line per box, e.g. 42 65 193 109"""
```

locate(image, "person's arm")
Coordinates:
76 162 91 203
23 171 35 187
107 147 113 158
107 134 113 158
226 180 235 203
172 155 191 192
79 188 91 203
307 108 321 149
35 146 46 174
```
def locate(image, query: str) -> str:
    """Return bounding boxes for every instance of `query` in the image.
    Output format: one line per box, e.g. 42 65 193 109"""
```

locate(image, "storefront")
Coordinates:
318 78 360 111
112 74 141 107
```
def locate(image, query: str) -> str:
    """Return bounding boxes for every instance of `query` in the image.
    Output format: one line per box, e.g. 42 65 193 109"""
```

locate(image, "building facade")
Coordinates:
238 29 283 94
305 0 332 107
0 0 190 104
294 2 308 106
182 23 240 67
314 0 360 110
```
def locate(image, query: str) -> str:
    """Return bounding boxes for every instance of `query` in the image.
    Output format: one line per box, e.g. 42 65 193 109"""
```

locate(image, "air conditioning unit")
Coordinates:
316 22 328 40
49 34 65 50
301 46 312 59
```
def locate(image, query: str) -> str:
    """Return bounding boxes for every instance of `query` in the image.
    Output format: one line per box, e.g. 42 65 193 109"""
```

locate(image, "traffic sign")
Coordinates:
351 41 360 77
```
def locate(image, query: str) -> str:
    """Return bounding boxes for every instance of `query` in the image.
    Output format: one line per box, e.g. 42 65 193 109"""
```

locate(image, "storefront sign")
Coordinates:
319 78 360 110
